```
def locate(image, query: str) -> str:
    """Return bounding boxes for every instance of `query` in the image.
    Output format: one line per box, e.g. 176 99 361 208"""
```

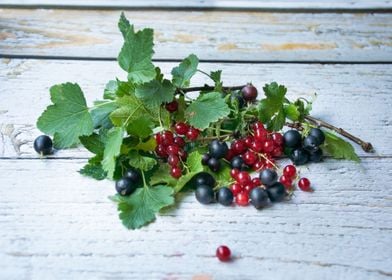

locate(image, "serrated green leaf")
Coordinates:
269 108 286 131
126 115 154 138
186 151 203 173
37 83 93 148
118 16 155 84
102 127 124 178
322 131 360 162
171 54 199 88
128 150 157 171
79 162 107 180
263 82 287 101
91 101 118 129
210 70 222 84
110 185 174 229
134 137 157 152
79 133 105 155
135 79 175 108
103 80 118 100
149 163 177 186
284 104 300 121
185 92 230 129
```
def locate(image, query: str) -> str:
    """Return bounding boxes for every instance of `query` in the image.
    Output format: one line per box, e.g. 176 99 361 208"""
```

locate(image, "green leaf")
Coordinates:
134 137 157 152
103 80 118 100
37 83 93 148
149 163 177 186
173 172 198 193
102 127 124 178
79 133 105 155
126 115 154 138
171 54 199 88
263 82 287 101
322 131 360 162
269 108 286 131
186 151 204 173
210 70 222 84
110 185 175 229
135 79 175 108
284 104 300 121
79 162 107 180
118 16 155 84
128 150 157 171
91 101 118 129
185 92 230 129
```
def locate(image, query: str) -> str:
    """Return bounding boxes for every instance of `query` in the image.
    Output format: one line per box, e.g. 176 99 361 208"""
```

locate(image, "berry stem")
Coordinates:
177 85 246 94
304 115 374 153
141 170 148 188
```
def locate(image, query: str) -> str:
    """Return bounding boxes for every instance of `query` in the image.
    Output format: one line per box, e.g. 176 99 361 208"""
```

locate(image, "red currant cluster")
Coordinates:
154 122 200 178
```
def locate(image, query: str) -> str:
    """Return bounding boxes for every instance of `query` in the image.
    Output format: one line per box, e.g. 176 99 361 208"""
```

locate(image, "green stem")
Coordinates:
141 170 148 189
197 69 212 79
89 100 116 110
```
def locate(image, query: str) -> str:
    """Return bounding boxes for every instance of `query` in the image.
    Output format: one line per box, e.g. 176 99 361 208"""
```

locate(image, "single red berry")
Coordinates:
298 177 312 192
165 100 178 112
264 162 275 169
216 245 231 262
174 122 189 135
174 136 186 147
170 166 182 178
279 175 293 188
168 155 180 167
250 141 263 153
236 171 251 185
161 131 174 145
244 136 254 148
252 121 265 131
251 177 262 187
252 160 264 171
236 192 249 206
166 145 180 156
230 183 242 196
271 133 284 146
155 133 163 145
178 149 187 160
263 140 275 153
230 168 240 179
254 128 268 142
271 147 283 157
155 144 167 158
243 150 257 166
283 165 297 178
243 183 254 194
225 149 235 161
231 140 247 155
186 127 199 140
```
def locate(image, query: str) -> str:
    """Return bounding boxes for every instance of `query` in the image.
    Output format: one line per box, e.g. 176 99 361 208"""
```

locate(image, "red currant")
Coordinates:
230 183 242 196
250 141 263 153
168 155 180 167
298 178 312 192
243 183 254 193
251 177 262 187
170 166 182 178
166 145 180 156
271 147 283 157
283 165 296 178
216 245 231 262
174 122 189 135
263 139 275 153
161 131 174 145
252 121 264 131
236 171 251 185
243 150 257 165
231 140 247 155
174 136 186 147
178 149 187 160
244 136 254 148
230 168 240 179
186 127 199 140
252 161 264 171
165 100 178 112
155 133 163 145
225 149 235 161
254 128 268 142
236 192 249 206
271 133 284 146
279 175 293 188
155 144 167 158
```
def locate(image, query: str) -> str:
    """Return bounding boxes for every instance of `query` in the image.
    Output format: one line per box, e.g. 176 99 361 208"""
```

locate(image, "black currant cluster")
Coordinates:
202 140 229 172
115 169 142 196
284 128 325 165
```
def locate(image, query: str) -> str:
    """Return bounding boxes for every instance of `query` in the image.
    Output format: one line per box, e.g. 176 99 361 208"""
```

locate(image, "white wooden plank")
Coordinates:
1 9 392 62
0 158 391 279
0 59 389 158
0 0 391 10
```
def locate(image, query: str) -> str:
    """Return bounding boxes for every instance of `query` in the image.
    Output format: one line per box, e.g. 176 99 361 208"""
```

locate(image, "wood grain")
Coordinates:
0 0 391 10
0 59 390 158
1 9 392 62
0 158 391 279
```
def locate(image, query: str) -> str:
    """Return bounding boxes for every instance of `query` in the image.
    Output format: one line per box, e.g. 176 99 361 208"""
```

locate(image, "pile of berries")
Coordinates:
154 123 200 178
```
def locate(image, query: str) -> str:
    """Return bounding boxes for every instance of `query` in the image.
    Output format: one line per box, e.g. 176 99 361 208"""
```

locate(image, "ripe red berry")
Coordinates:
231 140 247 155
279 175 293 188
271 147 283 157
244 136 254 148
174 122 189 135
168 155 180 167
254 128 268 142
155 144 167 158
225 149 235 161
252 160 264 171
174 136 186 147
170 166 182 178
252 121 264 131
236 171 251 185
283 165 297 178
161 131 174 145
186 127 199 140
216 245 231 262
178 149 187 160
243 150 257 166
230 168 240 179
155 133 163 145
250 141 263 153
298 178 312 192
271 133 284 146
236 192 249 206
263 140 275 153
230 183 242 196
165 100 178 112
243 183 254 193
166 145 180 156
251 177 262 187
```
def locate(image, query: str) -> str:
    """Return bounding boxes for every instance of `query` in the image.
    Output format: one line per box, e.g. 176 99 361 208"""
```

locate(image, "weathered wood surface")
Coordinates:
0 0 391 10
1 9 392 62
1 59 390 158
0 158 391 279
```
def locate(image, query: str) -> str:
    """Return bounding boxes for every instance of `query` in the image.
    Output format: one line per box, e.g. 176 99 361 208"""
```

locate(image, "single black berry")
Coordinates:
115 178 137 196
267 182 286 202
259 168 278 187
195 184 215 204
303 135 319 152
309 128 325 145
241 84 258 102
309 148 323 162
216 187 234 206
209 140 229 159
283 130 302 148
201 153 211 166
290 148 309 165
34 135 53 155
194 172 215 188
208 157 221 172
250 188 269 209
231 156 244 170
123 169 141 183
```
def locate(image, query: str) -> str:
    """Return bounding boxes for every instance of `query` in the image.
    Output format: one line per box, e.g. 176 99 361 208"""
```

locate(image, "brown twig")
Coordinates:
304 115 374 153
177 85 246 94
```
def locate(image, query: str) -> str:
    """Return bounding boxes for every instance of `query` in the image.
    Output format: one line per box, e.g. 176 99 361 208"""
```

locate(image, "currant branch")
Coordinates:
177 85 246 94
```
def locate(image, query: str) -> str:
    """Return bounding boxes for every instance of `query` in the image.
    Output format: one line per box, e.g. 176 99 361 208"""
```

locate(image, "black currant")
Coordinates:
241 84 258 102
231 92 245 108
259 168 278 187
194 172 215 188
283 130 302 148
123 169 141 183
309 128 325 145
33 135 53 155
115 178 137 196
216 187 234 206
290 148 309 165
208 157 221 172
303 135 319 152
267 182 286 202
309 148 323 162
195 184 215 204
250 188 269 209
201 153 211 166
231 156 244 170
209 140 229 159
